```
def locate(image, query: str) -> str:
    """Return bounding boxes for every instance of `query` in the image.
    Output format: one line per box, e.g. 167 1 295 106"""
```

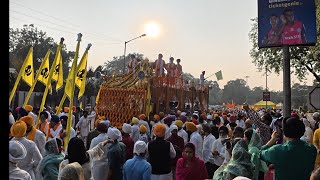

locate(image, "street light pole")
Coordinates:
265 66 268 109
123 34 146 74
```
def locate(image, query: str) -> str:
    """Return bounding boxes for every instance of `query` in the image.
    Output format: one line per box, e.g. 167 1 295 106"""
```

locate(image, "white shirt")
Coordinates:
236 119 246 129
211 138 226 166
76 116 90 137
59 112 76 128
9 113 15 125
301 127 313 143
9 163 32 180
87 111 96 130
32 129 46 157
49 124 63 139
131 124 140 143
190 131 203 159
177 128 188 144
61 127 76 142
164 124 171 140
202 133 216 163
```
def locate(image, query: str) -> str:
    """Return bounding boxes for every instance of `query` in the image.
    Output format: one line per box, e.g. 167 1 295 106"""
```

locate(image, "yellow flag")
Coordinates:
21 47 34 87
51 50 64 91
75 44 91 99
38 54 50 86
95 85 101 105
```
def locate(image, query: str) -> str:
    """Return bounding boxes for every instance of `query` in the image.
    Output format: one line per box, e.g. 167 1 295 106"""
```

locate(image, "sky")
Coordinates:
9 0 315 91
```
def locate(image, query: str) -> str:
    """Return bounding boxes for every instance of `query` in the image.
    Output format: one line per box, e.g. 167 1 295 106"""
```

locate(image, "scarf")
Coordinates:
27 127 37 141
46 123 61 141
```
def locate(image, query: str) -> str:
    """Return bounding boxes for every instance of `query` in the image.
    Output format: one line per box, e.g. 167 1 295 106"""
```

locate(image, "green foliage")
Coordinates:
221 79 250 105
9 24 75 93
248 3 320 82
103 53 144 75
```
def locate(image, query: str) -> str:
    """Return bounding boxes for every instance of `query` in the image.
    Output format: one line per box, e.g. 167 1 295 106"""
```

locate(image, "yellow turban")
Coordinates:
175 120 183 128
139 125 147 133
154 114 160 121
99 116 106 120
20 116 34 126
64 107 69 113
11 121 27 138
153 123 166 137
25 105 33 112
132 117 139 124
185 122 197 132
213 114 219 119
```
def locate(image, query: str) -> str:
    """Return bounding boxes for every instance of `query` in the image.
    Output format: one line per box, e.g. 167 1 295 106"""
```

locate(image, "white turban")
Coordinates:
133 141 147 156
9 140 27 163
181 112 187 116
170 125 178 132
207 115 213 120
122 123 132 134
107 127 121 140
313 112 320 118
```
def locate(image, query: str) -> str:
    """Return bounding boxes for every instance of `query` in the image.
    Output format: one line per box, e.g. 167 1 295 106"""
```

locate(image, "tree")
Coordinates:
208 80 222 105
248 2 320 83
221 79 250 104
9 24 75 93
103 53 144 75
249 86 264 104
291 83 309 109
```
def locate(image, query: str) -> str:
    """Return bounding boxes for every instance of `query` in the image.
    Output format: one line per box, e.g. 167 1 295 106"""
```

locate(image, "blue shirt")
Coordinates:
123 156 152 180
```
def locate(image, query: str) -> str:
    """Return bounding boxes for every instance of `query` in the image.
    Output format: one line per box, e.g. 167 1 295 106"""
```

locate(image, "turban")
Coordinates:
177 110 181 115
10 121 27 138
132 117 139 124
99 116 106 120
170 125 178 132
63 107 69 113
181 112 187 116
233 177 251 180
139 114 146 120
9 140 27 163
51 115 60 123
107 127 121 140
72 106 76 111
96 122 108 133
192 119 199 125
164 116 173 125
122 123 132 134
40 111 49 119
18 108 28 117
229 115 236 121
25 105 33 112
20 116 34 126
185 122 197 132
133 141 147 156
101 120 110 127
153 114 160 121
175 120 183 128
207 115 213 120
200 114 207 120
314 112 320 118
60 115 68 121
222 115 228 120
179 115 187 123
159 112 165 118
153 123 166 137
213 114 219 119
139 125 147 133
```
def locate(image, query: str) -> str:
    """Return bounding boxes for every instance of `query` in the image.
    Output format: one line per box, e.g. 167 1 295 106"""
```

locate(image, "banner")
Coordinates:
215 70 223 81
258 0 317 48
21 48 34 87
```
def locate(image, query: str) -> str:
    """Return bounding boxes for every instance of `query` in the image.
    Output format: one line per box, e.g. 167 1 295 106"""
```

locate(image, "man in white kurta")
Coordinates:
9 140 32 180
59 115 76 143
58 107 75 128
76 111 90 145
20 116 46 157
175 120 188 143
211 126 228 172
87 108 97 131
90 121 110 180
10 121 43 180
202 124 216 178
25 105 38 126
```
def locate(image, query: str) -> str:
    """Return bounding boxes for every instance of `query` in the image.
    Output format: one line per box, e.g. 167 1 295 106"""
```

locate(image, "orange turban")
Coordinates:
64 107 69 113
139 114 146 120
153 123 166 137
11 121 27 138
139 125 147 133
25 105 33 112
72 106 76 111
185 122 197 132
154 114 160 121
175 120 183 128
20 116 34 126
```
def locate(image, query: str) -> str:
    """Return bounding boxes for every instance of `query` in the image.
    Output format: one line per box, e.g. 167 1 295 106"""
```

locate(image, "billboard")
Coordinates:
258 0 317 48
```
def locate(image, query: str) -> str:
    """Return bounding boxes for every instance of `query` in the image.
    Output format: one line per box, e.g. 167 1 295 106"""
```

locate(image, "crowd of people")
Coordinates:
8 104 320 180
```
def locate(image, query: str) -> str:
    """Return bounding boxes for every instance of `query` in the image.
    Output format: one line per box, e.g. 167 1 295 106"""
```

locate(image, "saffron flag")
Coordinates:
75 44 91 99
51 50 64 91
215 70 223 81
21 47 34 87
95 85 101 105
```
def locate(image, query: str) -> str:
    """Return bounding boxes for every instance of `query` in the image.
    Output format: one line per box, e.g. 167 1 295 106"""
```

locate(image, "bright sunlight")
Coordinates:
144 22 160 37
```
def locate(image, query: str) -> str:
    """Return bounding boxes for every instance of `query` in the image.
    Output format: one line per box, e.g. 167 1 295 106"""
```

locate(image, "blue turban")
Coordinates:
51 115 60 123
18 108 28 117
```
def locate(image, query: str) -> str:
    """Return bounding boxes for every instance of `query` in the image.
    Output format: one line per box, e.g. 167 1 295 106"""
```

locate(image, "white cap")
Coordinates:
133 141 147 156
122 123 132 134
9 140 27 162
107 127 121 140
170 125 178 132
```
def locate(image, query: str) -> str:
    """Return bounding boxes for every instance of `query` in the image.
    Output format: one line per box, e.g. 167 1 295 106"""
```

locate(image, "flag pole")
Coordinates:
9 47 33 106
36 38 64 125
23 46 53 108
65 33 82 150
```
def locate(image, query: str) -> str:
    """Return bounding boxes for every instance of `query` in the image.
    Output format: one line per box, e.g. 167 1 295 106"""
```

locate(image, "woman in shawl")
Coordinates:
244 128 268 180
213 139 254 180
37 138 65 180
176 142 208 180
58 162 85 180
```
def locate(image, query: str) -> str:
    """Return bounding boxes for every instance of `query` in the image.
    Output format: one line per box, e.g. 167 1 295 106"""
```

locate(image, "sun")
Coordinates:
144 22 160 37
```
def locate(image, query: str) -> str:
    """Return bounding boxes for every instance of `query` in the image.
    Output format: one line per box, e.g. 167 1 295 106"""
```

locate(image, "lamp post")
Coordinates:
123 34 147 74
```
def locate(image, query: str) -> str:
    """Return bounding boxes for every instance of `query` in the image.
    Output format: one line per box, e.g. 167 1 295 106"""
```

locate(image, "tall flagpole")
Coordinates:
36 38 64 125
9 47 33 106
23 46 53 108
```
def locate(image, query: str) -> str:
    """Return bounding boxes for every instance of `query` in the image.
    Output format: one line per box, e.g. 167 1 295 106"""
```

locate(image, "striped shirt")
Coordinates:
246 109 271 145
